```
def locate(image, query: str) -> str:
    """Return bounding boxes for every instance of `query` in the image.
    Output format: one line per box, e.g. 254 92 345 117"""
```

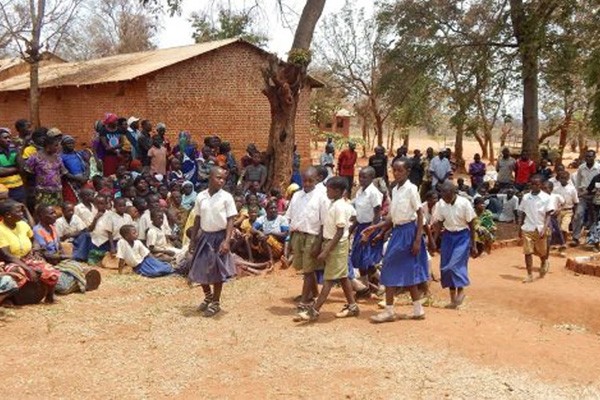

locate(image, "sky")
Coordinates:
157 0 374 57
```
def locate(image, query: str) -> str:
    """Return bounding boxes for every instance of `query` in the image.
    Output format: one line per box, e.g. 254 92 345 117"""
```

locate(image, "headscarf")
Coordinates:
103 113 118 125
181 181 197 210
179 131 191 155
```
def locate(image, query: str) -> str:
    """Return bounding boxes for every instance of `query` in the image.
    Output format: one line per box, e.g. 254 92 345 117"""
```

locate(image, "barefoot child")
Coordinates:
432 181 478 308
286 167 330 312
116 225 173 277
366 160 429 322
188 167 237 318
518 175 554 282
295 177 359 322
350 167 383 293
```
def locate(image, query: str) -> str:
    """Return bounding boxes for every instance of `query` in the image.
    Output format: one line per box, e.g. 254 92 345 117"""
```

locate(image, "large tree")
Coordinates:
190 6 267 46
0 0 83 127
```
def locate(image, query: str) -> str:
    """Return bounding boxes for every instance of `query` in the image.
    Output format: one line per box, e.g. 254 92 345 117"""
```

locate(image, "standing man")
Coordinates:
338 141 357 191
138 120 153 167
419 147 435 200
320 143 335 181
408 149 425 189
571 150 600 246
369 146 389 187
429 149 452 189
126 116 141 160
496 147 516 191
14 119 32 147
514 151 536 192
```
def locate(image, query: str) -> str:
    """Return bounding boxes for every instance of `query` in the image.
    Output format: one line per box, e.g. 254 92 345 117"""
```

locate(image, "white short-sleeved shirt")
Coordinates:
548 193 564 213
518 191 554 233
91 211 133 246
55 215 86 238
253 215 289 235
432 195 476 232
285 188 330 235
111 212 134 241
553 182 579 209
323 198 351 241
353 183 383 224
146 225 169 251
421 202 437 226
192 189 237 232
116 238 150 268
74 203 98 228
390 180 421 225
137 210 171 240
496 194 519 222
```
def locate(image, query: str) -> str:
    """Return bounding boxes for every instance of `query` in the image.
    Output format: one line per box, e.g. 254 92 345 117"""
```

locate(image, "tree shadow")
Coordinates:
499 274 524 282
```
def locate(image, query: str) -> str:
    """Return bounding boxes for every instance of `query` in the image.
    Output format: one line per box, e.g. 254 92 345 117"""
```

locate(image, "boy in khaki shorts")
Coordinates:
518 175 555 283
285 167 330 310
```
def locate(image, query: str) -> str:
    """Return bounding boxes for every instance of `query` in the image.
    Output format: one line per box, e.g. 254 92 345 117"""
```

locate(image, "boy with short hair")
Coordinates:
518 175 554 282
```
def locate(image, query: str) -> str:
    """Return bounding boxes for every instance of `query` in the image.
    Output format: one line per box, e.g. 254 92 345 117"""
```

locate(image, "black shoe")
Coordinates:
198 294 213 312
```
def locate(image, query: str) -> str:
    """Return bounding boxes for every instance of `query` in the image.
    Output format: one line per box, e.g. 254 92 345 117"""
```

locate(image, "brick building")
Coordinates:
0 38 321 166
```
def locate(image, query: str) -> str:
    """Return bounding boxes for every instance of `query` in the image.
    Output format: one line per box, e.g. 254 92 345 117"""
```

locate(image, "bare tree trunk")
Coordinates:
361 117 368 157
488 134 495 164
27 0 45 128
403 131 409 148
473 132 488 159
29 60 40 128
556 112 571 166
263 0 326 190
454 123 465 173
389 125 395 152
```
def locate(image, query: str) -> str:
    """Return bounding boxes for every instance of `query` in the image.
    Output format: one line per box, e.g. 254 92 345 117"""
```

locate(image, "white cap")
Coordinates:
127 116 140 126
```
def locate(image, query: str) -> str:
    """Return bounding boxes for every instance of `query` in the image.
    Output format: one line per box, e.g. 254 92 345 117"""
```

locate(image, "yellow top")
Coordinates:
22 145 37 160
0 220 33 258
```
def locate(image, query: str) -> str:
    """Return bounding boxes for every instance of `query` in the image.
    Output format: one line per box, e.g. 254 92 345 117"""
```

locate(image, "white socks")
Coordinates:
413 301 424 316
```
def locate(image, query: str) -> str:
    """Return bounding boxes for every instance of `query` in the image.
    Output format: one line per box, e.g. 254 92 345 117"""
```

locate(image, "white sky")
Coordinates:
157 0 374 57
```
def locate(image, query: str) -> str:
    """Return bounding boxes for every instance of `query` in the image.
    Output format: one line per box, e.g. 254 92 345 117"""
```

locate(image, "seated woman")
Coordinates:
248 201 289 265
232 204 259 260
33 204 101 295
473 197 496 256
0 200 60 304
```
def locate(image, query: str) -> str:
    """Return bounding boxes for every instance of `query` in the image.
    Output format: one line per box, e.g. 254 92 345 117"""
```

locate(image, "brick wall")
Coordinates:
0 42 313 168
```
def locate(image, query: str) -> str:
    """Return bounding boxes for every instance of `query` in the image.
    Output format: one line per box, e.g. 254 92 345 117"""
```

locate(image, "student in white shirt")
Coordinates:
188 167 238 318
491 189 520 223
432 181 477 308
295 177 359 322
286 166 330 311
350 167 383 285
543 181 566 254
553 171 578 236
146 208 183 263
74 188 98 228
56 202 87 242
518 175 554 282
364 159 429 322
571 150 600 245
73 194 111 263
116 224 173 277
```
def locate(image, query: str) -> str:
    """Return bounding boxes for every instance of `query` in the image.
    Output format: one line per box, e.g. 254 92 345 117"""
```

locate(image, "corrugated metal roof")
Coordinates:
0 38 241 92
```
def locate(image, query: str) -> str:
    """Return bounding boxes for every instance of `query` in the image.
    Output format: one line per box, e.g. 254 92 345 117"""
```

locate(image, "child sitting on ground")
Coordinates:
74 188 98 228
116 225 174 277
249 200 289 265
56 202 87 243
146 208 182 263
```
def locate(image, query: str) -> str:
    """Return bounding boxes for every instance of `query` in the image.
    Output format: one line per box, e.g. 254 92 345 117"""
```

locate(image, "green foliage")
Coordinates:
311 128 365 150
288 48 312 66
189 7 267 46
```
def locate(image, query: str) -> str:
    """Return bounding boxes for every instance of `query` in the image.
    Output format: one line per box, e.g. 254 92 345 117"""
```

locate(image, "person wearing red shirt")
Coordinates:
338 142 357 192
515 151 536 191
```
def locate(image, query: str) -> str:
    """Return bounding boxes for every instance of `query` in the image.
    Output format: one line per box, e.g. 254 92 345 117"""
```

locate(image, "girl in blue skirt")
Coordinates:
350 167 383 292
432 182 478 308
116 225 174 277
188 167 237 318
363 159 429 323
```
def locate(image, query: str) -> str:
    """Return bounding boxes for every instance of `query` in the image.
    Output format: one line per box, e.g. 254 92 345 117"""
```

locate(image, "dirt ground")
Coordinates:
3 136 600 399
2 246 600 399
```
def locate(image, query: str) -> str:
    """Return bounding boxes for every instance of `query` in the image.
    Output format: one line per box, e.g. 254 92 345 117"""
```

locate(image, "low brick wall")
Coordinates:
565 256 600 277
491 238 521 250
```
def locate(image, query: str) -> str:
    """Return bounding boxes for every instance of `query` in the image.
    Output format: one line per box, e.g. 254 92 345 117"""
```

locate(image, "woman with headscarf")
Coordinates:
181 181 197 211
99 113 124 177
176 131 198 185
61 135 89 203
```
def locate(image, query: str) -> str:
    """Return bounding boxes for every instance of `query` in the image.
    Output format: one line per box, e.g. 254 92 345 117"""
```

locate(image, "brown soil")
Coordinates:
2 245 600 399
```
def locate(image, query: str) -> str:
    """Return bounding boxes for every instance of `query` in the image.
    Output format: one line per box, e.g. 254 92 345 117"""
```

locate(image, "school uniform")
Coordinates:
350 183 383 272
547 193 566 246
74 203 98 228
55 215 87 240
432 195 476 289
137 209 171 241
285 187 329 273
553 182 578 232
380 181 429 288
518 191 554 257
80 211 133 263
146 225 182 255
322 198 351 281
188 189 238 284
116 238 173 277
494 194 519 222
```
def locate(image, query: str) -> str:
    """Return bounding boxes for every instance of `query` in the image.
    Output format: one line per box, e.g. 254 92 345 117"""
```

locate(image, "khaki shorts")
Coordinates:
558 209 573 232
323 239 349 281
290 232 321 273
522 230 548 257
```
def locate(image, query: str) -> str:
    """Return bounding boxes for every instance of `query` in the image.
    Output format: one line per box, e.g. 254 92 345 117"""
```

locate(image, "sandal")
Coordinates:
198 294 214 312
203 301 221 318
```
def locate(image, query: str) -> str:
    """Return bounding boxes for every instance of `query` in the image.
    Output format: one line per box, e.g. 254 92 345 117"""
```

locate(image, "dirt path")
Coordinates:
1 245 600 399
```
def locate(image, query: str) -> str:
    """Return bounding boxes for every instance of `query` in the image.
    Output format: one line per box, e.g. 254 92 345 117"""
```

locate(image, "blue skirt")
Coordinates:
549 216 565 246
189 230 236 284
72 232 93 261
380 223 429 287
135 256 174 278
440 229 471 288
350 223 384 272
